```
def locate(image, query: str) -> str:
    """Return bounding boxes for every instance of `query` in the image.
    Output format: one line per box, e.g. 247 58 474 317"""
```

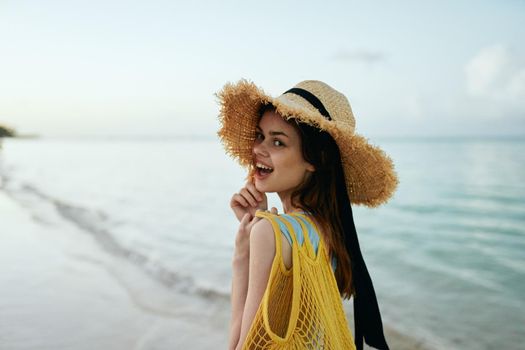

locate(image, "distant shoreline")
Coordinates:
0 134 40 139
2 134 524 142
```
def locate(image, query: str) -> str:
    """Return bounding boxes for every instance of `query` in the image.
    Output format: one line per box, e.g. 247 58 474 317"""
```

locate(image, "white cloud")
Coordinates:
465 45 525 106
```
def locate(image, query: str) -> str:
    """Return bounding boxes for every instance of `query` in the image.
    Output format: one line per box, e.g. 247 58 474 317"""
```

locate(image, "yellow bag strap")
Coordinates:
253 210 301 343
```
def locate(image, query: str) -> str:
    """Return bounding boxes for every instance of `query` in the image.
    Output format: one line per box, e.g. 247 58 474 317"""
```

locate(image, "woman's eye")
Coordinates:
255 132 284 147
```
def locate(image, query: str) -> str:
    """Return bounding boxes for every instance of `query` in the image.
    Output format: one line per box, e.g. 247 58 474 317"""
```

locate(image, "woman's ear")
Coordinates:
306 162 315 172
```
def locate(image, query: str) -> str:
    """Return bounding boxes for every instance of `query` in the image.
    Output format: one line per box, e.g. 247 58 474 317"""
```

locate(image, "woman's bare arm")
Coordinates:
228 251 250 350
227 181 267 349
228 212 263 350
234 219 275 350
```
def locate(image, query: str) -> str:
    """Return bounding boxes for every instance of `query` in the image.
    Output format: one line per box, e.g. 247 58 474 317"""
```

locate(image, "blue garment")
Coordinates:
272 212 338 271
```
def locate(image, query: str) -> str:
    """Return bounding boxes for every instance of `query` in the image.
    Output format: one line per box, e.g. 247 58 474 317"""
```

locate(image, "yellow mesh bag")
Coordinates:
242 211 356 350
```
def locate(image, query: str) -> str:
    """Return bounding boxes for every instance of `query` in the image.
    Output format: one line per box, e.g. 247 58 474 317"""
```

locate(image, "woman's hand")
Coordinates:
230 179 268 222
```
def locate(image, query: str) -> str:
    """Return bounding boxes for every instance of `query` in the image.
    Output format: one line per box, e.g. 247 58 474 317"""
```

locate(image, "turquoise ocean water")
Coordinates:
0 136 524 350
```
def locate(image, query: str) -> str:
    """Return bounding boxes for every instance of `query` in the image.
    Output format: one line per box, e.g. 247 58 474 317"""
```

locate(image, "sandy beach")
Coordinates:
0 186 435 350
0 188 231 349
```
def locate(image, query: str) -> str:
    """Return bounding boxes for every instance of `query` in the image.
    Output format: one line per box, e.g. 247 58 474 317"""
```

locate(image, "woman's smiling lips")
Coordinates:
254 159 274 180
255 167 272 180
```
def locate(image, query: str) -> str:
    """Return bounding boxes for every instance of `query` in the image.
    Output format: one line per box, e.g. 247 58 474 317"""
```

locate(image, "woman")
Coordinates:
217 80 399 350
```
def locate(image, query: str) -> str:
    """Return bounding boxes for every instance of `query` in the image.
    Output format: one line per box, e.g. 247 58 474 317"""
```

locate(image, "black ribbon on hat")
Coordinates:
337 176 390 350
284 88 332 120
284 87 390 350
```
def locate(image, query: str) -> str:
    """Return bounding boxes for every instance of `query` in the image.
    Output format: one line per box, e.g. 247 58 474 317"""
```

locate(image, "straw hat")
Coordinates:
216 79 399 207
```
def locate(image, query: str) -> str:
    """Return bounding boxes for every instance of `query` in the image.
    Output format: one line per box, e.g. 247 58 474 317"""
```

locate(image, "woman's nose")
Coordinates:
253 140 269 157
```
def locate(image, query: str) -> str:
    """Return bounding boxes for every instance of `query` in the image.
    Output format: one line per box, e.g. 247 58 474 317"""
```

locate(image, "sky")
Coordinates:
0 0 524 138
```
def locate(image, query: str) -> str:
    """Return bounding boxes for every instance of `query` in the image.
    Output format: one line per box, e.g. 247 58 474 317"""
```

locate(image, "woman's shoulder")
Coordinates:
250 217 275 244
254 211 296 242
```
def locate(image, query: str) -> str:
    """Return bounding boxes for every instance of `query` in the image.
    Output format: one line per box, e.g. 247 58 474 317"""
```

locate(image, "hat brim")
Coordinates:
216 79 398 207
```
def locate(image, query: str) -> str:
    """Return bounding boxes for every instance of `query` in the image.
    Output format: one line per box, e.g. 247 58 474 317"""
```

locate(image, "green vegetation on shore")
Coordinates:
0 124 17 138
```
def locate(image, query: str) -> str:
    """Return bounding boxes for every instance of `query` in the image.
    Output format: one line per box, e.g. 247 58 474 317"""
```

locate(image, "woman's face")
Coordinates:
252 109 315 194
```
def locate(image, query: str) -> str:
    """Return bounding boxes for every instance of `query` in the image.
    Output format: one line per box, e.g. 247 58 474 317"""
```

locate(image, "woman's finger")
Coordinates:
240 188 258 207
231 193 249 208
245 181 263 201
270 207 278 214
239 212 251 228
235 213 252 248
241 212 251 222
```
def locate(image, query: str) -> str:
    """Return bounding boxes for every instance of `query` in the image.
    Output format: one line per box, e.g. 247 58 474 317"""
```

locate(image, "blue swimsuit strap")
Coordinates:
274 213 338 271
